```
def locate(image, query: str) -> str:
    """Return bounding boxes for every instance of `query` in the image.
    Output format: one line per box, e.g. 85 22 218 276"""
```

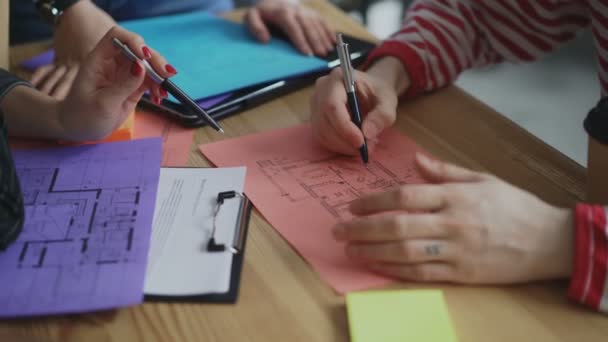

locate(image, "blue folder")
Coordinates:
122 12 328 101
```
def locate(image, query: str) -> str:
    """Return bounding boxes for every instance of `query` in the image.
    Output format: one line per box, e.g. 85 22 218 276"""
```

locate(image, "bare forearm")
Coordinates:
53 0 116 61
366 57 411 97
59 0 113 27
0 86 63 139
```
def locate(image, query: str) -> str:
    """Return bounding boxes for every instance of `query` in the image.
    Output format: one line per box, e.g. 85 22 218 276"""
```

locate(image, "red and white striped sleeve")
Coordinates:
569 204 608 313
365 0 589 97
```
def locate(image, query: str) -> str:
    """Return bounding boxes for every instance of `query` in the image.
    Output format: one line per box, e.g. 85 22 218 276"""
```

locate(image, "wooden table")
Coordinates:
3 1 607 341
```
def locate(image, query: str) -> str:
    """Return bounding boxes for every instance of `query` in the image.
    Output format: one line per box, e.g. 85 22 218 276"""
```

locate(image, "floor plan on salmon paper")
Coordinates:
257 154 418 220
200 124 428 293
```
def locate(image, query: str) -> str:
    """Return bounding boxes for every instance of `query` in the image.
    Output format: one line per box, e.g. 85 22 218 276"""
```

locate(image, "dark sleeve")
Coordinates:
0 69 26 251
0 69 31 102
584 97 608 145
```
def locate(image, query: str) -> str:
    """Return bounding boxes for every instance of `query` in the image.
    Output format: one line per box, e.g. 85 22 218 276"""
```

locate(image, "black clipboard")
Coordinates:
138 33 377 127
144 192 253 304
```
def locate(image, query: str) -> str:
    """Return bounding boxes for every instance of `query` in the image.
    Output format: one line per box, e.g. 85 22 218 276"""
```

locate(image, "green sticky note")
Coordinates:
346 290 458 342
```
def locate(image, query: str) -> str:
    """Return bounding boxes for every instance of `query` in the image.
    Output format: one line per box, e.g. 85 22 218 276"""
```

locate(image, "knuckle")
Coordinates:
440 216 464 237
108 26 121 36
396 242 413 259
132 33 145 43
323 101 339 115
129 34 145 47
471 223 490 251
395 187 411 207
388 216 405 238
314 76 327 87
410 266 431 281
331 67 343 78
278 7 295 20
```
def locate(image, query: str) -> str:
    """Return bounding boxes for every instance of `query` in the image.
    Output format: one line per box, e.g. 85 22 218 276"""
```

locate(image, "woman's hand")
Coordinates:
57 26 175 141
310 67 399 156
334 154 574 284
30 0 116 99
245 0 335 56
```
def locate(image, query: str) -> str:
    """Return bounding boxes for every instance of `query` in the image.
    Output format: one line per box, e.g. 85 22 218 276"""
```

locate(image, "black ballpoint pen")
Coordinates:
336 33 369 164
112 38 224 133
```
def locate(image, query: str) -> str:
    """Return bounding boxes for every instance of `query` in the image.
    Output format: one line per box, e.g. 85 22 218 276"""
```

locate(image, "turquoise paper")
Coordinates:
122 12 328 100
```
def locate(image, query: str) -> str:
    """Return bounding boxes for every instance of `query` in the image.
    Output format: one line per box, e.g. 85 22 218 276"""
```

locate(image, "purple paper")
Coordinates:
19 49 55 72
197 93 232 109
0 138 162 318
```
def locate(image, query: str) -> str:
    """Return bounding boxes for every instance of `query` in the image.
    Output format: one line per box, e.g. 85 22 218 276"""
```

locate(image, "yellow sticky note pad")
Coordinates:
346 290 458 342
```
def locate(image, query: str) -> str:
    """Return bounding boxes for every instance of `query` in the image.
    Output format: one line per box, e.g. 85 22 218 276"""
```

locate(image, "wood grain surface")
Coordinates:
3 1 605 341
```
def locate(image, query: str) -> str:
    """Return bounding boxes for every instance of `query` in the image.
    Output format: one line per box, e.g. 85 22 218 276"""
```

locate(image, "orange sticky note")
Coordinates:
104 112 135 142
200 123 429 293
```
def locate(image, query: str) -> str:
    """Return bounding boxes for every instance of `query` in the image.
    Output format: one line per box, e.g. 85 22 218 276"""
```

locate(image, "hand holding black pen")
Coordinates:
112 38 224 133
336 33 369 164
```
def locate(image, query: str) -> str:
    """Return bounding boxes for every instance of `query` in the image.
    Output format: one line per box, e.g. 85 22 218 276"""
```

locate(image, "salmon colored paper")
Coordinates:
199 124 428 294
134 110 194 166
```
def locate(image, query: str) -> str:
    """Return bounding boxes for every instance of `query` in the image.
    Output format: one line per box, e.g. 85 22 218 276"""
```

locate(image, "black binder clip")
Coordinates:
207 191 249 254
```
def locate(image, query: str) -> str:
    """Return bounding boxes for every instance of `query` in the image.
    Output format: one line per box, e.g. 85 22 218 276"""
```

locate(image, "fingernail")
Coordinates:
153 96 161 105
130 61 142 76
160 88 168 98
142 46 152 59
416 152 432 165
165 64 177 75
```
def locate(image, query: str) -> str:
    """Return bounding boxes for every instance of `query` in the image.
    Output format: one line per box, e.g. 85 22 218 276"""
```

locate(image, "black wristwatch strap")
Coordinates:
584 97 608 145
34 0 81 25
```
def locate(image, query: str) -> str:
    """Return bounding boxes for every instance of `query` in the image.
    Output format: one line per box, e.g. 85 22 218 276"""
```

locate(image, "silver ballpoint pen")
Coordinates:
112 38 224 133
336 33 369 164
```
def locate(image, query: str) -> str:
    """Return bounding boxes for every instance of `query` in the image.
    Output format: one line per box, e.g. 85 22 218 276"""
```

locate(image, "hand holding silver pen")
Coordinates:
336 33 369 164
112 38 224 133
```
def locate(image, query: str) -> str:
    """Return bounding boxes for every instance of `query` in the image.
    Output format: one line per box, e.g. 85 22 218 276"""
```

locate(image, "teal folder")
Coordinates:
122 12 328 101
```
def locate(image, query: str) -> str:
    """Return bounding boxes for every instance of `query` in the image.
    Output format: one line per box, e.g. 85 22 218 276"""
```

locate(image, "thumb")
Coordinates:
361 105 395 140
415 153 484 183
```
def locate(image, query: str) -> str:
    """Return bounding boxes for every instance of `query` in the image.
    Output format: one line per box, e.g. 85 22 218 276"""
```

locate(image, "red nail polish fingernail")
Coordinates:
154 96 161 105
160 88 168 98
165 64 177 74
142 46 152 59
130 62 142 76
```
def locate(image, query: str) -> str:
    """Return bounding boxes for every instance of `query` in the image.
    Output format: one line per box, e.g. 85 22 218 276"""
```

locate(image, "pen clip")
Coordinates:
336 33 355 92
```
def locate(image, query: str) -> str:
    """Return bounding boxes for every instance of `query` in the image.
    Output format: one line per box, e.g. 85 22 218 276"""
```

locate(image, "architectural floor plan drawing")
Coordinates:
258 155 418 219
200 123 427 294
0 138 162 317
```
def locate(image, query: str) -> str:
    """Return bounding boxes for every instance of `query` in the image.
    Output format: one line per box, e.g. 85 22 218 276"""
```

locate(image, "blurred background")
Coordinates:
330 0 597 166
